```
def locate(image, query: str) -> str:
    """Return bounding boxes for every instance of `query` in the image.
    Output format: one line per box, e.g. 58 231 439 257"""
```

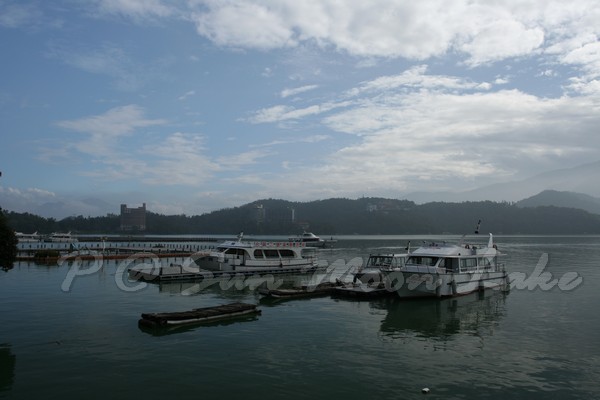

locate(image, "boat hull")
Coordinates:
392 270 509 298
194 253 317 272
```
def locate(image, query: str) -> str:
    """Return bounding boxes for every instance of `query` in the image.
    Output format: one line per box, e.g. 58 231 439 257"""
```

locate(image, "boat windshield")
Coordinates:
406 256 439 267
367 255 402 268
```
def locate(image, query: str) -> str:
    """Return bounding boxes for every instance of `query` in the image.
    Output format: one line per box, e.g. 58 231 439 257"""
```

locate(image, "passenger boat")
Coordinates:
289 232 336 248
45 232 78 243
391 234 508 298
194 233 318 273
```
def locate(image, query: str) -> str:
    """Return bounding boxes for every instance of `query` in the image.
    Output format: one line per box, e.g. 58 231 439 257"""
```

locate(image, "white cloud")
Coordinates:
94 0 174 20
239 64 600 198
52 106 274 187
191 2 296 50
348 65 486 96
178 90 196 100
139 133 219 185
47 42 171 91
0 2 41 28
0 1 62 30
57 104 166 156
250 134 330 148
248 101 352 124
281 84 319 98
456 13 545 66
187 1 600 79
216 149 272 170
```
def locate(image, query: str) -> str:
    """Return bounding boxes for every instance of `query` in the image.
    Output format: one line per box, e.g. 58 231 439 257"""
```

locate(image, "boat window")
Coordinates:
278 249 295 258
444 258 459 272
407 256 439 266
391 257 404 268
368 256 392 267
479 257 492 268
254 250 264 259
264 249 280 258
460 258 478 271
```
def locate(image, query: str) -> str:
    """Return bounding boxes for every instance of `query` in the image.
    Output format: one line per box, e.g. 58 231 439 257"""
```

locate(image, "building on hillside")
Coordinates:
120 203 146 231
253 204 266 224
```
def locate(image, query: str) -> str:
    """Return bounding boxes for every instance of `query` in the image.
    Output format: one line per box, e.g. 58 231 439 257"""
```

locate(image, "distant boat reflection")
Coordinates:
378 291 508 340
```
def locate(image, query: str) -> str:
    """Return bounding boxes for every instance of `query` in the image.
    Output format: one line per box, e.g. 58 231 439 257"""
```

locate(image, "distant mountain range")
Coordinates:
2 160 600 219
516 190 600 215
7 196 600 235
405 160 600 203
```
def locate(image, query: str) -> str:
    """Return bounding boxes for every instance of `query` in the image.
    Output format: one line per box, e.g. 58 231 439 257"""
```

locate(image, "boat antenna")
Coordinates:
237 231 244 242
405 240 411 253
474 219 482 234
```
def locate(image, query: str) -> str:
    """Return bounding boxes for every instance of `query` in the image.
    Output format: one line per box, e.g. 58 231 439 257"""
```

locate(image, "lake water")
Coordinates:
1 235 599 399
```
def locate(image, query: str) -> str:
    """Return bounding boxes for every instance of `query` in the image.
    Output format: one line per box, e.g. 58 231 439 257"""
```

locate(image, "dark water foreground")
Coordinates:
1 235 599 399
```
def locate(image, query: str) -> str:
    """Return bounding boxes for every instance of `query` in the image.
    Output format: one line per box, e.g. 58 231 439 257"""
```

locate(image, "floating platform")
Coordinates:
138 302 261 329
258 281 342 299
17 252 194 263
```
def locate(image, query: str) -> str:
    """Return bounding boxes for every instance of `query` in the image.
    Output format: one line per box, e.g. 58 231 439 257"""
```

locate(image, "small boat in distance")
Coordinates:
45 232 78 243
392 234 508 298
288 232 337 248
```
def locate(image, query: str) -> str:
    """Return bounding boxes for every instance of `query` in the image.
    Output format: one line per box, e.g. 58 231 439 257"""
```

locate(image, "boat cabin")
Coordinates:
404 242 499 274
365 254 407 270
216 246 300 260
406 255 497 273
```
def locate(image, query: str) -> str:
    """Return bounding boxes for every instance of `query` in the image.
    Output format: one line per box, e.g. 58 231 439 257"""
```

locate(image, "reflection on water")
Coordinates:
3 236 600 400
0 345 15 392
137 314 262 337
379 291 508 340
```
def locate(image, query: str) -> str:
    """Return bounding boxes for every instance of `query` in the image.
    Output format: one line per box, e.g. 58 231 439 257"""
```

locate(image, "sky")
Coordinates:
1 0 600 218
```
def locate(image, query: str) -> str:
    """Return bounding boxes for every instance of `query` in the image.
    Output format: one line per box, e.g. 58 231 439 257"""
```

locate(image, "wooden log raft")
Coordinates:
259 281 342 299
139 302 260 328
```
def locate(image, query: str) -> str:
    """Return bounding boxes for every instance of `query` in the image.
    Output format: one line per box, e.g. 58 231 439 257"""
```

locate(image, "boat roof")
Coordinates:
368 253 409 258
217 239 306 250
410 243 496 257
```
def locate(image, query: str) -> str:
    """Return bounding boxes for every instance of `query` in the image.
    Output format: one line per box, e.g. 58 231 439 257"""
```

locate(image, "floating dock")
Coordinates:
138 302 261 329
258 281 342 299
130 264 323 282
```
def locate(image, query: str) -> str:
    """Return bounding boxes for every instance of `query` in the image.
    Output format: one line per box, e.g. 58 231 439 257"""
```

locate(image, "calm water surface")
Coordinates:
1 235 599 399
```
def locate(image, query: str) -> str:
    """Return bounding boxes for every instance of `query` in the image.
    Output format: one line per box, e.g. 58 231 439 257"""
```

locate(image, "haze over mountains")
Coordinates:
1 160 599 219
516 190 600 215
405 161 600 204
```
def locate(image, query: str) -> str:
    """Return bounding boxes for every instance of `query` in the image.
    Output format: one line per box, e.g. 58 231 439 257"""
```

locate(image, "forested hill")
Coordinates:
5 197 600 235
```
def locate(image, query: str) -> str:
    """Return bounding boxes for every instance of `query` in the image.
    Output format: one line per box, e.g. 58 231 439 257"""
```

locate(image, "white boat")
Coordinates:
45 232 78 243
289 232 336 248
15 231 41 243
391 234 508 298
334 252 409 297
353 252 409 284
194 233 318 273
